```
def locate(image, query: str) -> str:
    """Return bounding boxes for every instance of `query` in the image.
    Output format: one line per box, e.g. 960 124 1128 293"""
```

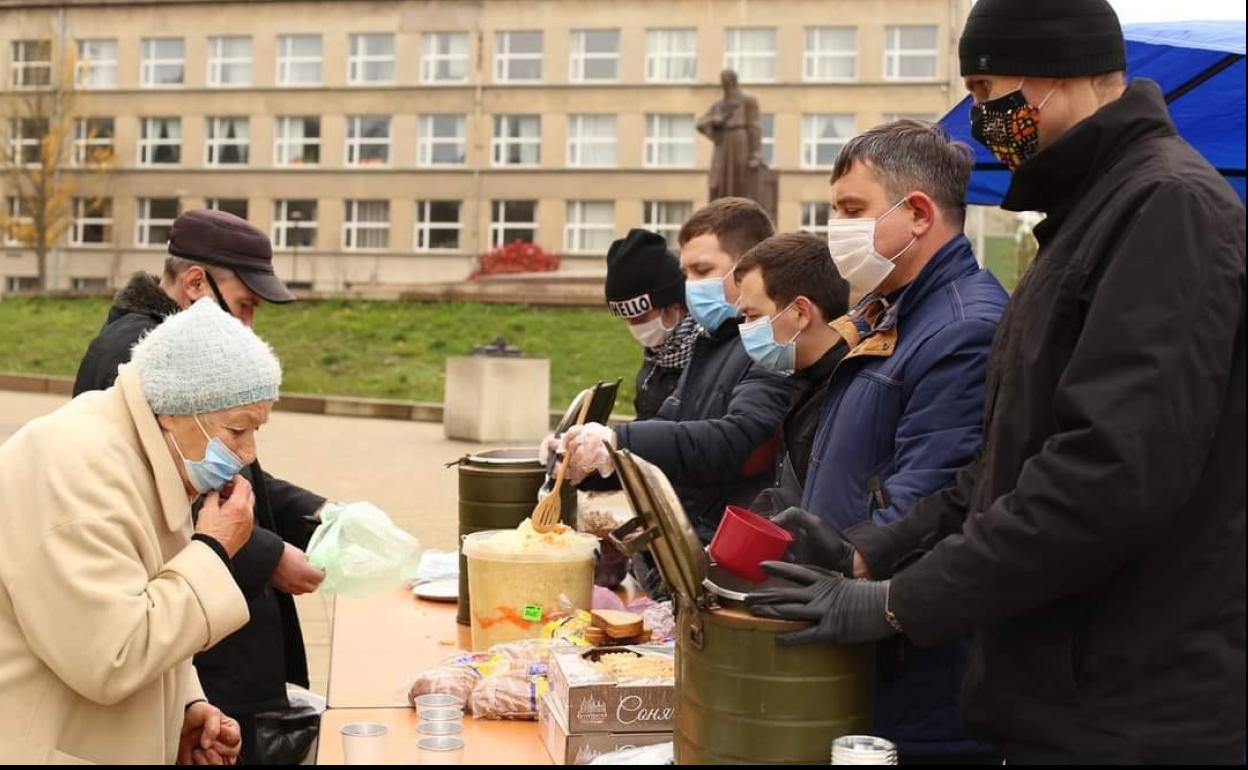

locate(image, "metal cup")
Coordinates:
341 722 388 765
418 735 465 765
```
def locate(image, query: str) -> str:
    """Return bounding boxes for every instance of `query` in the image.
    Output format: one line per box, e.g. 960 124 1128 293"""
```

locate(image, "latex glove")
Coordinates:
745 561 897 646
771 507 857 577
538 433 563 465
563 423 617 484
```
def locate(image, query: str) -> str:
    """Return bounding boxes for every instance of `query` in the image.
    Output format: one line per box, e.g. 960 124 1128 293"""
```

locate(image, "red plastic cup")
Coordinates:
708 506 794 583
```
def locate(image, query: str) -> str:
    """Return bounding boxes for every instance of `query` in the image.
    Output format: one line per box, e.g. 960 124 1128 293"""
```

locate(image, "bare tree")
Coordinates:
2 42 111 291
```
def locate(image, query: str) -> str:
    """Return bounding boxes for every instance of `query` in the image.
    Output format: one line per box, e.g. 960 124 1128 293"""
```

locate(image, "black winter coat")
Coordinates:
73 273 326 715
849 80 1246 763
751 341 847 516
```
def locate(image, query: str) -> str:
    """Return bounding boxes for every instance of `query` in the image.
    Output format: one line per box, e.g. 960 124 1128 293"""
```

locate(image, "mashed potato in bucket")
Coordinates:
463 522 599 651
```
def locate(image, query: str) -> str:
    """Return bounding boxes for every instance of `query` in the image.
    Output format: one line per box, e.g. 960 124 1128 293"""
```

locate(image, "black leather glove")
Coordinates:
771 507 857 577
745 561 896 646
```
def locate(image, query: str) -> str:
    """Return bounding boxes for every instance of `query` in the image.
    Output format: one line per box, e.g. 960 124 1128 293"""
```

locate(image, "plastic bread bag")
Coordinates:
307 502 421 596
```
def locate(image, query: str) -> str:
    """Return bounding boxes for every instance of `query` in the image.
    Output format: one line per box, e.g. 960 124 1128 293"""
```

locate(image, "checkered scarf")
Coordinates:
647 314 701 370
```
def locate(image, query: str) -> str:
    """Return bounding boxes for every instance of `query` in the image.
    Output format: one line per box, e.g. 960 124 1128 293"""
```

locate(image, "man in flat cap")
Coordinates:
74 208 327 764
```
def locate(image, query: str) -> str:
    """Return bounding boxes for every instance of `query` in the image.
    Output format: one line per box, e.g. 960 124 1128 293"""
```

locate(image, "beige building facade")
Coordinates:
1 0 969 293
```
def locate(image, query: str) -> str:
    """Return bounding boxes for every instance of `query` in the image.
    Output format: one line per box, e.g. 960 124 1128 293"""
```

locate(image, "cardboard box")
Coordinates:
538 691 671 765
547 647 676 734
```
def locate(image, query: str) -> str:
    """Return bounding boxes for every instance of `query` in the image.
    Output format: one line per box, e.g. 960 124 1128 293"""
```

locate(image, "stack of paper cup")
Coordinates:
831 735 898 765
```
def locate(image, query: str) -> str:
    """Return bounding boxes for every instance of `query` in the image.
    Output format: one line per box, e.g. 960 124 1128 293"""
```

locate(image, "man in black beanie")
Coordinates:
742 0 1246 762
604 229 698 420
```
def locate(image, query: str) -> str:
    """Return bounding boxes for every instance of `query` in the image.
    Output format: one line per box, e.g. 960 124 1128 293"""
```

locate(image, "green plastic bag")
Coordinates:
306 502 421 596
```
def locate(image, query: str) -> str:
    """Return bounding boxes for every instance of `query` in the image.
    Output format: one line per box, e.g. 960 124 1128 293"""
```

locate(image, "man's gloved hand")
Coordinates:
771 507 857 577
745 561 897 646
539 433 563 465
563 423 617 484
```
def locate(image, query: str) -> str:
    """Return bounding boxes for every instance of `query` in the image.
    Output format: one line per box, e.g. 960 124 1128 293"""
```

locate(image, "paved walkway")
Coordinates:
0 391 511 696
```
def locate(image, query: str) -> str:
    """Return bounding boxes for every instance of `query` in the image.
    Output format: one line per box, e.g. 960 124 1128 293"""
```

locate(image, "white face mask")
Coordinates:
826 198 917 295
629 316 673 348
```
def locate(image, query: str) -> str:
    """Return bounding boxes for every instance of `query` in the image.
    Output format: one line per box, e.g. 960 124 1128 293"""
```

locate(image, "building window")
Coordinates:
883 113 940 124
724 28 776 84
136 198 179 247
3 198 34 246
801 201 831 238
492 115 540 167
76 39 118 89
570 30 619 82
422 32 469 83
490 200 537 246
348 33 395 84
205 117 250 166
139 117 181 165
804 27 856 82
141 38 185 87
885 25 938 81
644 114 694 168
273 199 317 249
208 198 248 219
567 114 617 168
9 118 47 166
277 34 322 85
6 277 41 293
495 31 542 82
760 113 774 167
418 114 467 167
645 28 696 83
275 116 320 166
414 200 461 252
74 117 114 166
564 201 615 255
802 114 854 169
343 200 390 250
72 277 108 291
207 36 252 87
643 200 691 250
346 115 391 166
11 40 52 89
71 197 113 245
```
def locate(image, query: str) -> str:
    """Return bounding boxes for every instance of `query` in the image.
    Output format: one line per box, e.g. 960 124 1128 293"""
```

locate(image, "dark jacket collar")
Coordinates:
1002 79 1177 231
109 271 180 324
850 235 979 338
797 340 847 384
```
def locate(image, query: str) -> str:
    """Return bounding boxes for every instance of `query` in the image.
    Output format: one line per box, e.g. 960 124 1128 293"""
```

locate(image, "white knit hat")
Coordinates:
132 297 282 415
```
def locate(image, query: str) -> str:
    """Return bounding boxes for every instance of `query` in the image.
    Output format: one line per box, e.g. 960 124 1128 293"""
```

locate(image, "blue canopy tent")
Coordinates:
938 20 1246 205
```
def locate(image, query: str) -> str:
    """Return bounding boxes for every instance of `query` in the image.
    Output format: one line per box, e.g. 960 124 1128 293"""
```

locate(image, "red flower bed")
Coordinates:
469 240 562 280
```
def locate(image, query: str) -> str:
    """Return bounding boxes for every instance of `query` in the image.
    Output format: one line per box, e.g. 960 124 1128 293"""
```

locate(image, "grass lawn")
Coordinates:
0 296 643 413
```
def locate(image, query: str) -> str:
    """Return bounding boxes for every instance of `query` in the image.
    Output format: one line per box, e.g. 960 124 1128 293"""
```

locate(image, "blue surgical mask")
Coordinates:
739 302 800 375
169 415 246 495
686 267 740 332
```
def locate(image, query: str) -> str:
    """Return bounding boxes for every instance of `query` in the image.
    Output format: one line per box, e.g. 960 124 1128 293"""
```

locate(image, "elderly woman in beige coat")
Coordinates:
0 298 284 764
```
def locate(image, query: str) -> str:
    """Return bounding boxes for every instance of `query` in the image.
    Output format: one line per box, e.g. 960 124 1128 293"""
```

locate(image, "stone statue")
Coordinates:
697 69 765 202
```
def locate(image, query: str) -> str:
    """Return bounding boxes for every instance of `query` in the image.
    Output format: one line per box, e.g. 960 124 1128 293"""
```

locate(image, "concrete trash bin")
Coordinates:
443 343 550 442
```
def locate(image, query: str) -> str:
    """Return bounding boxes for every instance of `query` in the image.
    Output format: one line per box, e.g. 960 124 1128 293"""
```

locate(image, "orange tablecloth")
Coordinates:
320 581 642 764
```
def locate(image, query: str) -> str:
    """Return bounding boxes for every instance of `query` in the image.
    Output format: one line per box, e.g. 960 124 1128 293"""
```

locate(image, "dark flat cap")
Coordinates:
168 208 294 303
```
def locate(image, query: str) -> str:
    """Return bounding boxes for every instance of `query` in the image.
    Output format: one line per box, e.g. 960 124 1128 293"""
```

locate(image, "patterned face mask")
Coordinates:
970 81 1057 170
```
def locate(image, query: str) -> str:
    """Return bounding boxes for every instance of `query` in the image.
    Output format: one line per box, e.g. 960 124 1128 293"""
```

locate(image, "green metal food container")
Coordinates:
610 450 874 765
452 448 576 625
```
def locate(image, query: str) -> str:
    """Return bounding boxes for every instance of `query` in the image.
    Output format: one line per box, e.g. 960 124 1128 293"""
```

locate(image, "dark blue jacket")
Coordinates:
803 235 1007 758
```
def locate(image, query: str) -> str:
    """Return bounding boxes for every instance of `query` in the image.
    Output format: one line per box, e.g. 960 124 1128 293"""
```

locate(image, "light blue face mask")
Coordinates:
739 302 800 375
169 415 246 495
685 266 741 332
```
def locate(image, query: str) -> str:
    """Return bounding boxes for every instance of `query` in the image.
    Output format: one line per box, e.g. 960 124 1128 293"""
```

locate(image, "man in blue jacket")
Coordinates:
782 120 1007 761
